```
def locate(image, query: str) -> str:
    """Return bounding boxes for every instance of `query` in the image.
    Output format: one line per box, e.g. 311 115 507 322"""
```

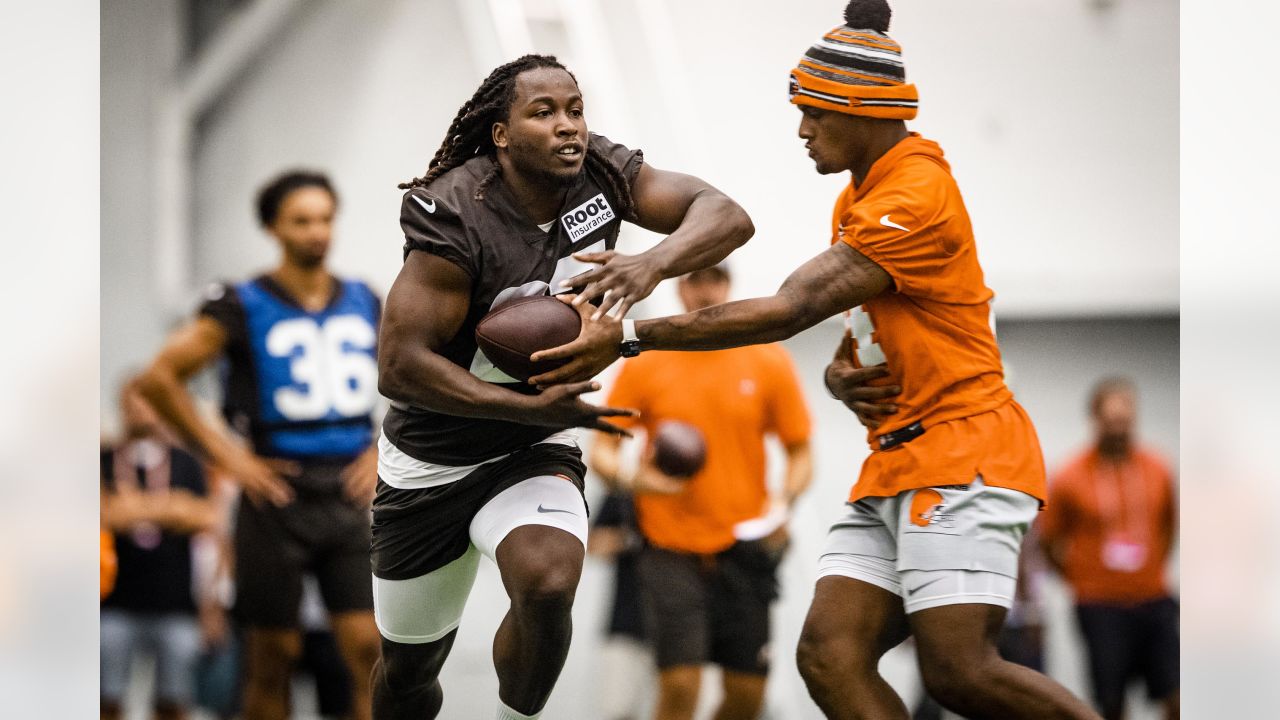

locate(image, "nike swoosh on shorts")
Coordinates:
906 576 947 596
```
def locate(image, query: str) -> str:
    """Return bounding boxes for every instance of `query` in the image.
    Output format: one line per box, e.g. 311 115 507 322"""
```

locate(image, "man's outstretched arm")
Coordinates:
137 319 296 506
566 163 754 319
530 242 892 385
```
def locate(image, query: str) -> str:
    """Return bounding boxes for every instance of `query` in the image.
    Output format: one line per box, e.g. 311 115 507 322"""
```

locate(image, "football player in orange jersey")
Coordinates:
531 2 1100 718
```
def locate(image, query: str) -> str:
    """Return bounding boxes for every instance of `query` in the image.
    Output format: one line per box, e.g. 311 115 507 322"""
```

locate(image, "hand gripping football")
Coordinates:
474 295 582 382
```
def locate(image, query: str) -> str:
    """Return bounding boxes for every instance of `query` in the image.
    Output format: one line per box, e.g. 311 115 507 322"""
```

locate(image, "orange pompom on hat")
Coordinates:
789 0 918 120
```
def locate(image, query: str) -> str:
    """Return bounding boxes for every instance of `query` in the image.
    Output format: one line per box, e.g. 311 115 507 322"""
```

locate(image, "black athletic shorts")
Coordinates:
370 443 587 581
1076 596 1179 715
637 539 784 675
233 462 374 628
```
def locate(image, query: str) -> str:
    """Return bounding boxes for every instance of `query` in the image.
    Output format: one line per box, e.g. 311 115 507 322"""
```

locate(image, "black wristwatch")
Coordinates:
619 318 642 358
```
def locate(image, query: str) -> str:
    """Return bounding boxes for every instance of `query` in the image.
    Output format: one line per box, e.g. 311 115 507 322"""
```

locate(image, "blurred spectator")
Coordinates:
137 170 381 720
590 265 813 720
1037 377 1178 720
100 378 222 720
587 491 653 720
296 576 355 720
193 526 240 720
183 477 243 720
101 490 117 602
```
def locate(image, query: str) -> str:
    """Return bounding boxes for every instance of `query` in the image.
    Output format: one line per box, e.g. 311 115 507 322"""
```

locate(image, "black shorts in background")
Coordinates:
370 443 586 581
233 464 374 628
637 540 783 676
1075 596 1179 717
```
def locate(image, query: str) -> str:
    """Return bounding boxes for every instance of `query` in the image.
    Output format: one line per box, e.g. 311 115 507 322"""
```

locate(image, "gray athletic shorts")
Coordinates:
818 476 1038 614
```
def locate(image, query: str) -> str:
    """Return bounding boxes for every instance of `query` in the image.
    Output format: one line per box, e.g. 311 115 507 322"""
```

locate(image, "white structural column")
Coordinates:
152 0 308 313
483 0 537 60
554 0 635 142
630 0 707 172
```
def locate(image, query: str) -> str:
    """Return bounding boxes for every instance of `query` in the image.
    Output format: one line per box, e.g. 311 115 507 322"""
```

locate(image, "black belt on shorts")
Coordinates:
877 421 924 450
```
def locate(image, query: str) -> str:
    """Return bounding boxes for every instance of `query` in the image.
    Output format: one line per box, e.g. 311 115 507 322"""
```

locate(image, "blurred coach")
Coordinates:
590 264 813 720
1037 378 1179 720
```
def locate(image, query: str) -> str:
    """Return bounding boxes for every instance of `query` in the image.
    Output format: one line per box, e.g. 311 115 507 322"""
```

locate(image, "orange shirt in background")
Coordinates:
101 529 117 601
606 344 811 554
833 133 1045 502
1037 447 1176 605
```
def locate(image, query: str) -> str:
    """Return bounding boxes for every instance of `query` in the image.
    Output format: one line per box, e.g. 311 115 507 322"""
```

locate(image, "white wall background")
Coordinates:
190 0 1180 310
102 1 1179 718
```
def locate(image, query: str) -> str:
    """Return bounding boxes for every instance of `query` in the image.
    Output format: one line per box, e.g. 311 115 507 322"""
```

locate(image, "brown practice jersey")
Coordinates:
834 134 1045 502
382 133 644 465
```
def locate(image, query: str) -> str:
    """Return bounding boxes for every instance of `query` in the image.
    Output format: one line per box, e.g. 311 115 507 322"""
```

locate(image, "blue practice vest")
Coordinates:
236 278 379 459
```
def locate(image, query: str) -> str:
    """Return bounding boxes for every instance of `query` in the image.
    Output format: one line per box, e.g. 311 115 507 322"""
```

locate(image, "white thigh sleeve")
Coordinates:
372 546 480 644
901 568 1018 614
469 475 588 562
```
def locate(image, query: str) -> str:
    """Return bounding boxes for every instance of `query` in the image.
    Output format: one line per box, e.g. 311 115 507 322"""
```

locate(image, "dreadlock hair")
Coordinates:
399 54 635 220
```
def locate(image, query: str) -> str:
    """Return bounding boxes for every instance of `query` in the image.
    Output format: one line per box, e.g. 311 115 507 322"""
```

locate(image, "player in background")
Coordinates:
1037 378 1179 720
589 263 813 720
138 170 381 720
529 2 1101 718
101 506 117 603
372 54 753 720
101 377 222 720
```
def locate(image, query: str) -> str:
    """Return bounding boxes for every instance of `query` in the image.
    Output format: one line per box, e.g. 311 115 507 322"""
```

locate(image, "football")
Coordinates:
653 421 707 478
474 295 582 382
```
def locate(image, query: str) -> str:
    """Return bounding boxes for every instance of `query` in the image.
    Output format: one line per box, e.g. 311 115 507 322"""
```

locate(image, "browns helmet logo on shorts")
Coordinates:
909 488 947 528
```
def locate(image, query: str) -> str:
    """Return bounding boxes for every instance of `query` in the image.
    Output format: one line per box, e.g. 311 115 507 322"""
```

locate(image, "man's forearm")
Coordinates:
102 493 215 534
101 496 147 530
782 444 814 506
637 295 814 352
158 495 220 534
379 346 538 422
643 191 752 278
1042 541 1067 576
636 244 880 352
587 437 626 490
137 367 236 464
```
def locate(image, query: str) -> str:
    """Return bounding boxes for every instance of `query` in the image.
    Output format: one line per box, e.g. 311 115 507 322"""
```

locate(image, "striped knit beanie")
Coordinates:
789 0 918 119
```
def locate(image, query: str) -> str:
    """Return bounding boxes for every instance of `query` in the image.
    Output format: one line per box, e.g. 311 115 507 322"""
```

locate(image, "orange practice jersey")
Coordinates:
100 529 116 601
834 133 1045 502
1037 447 1176 605
607 344 811 554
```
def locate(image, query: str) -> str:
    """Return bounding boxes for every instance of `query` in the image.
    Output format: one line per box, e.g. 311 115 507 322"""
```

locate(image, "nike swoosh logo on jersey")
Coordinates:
413 195 437 214
879 214 909 232
537 504 577 516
